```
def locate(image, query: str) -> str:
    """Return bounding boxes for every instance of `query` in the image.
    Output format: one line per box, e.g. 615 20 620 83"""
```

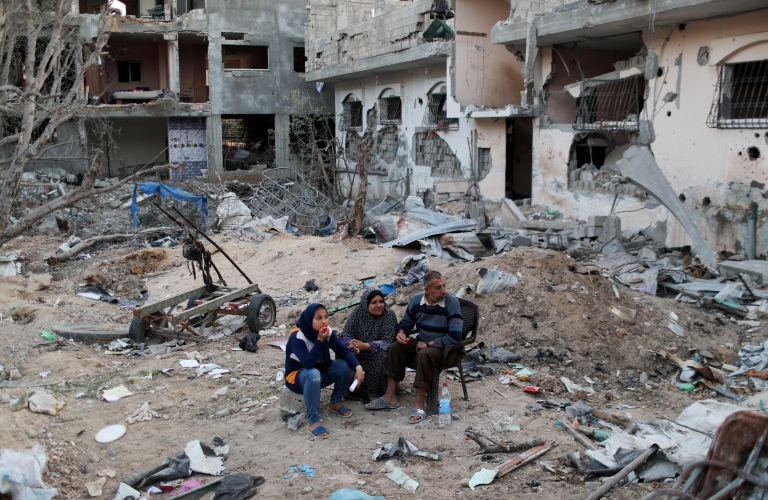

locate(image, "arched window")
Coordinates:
422 83 458 131
378 88 402 125
341 94 363 131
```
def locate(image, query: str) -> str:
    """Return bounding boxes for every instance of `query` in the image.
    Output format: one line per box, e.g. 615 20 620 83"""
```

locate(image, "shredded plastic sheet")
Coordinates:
131 182 208 229
476 268 518 294
468 468 498 490
585 400 742 470
184 440 224 476
0 445 57 500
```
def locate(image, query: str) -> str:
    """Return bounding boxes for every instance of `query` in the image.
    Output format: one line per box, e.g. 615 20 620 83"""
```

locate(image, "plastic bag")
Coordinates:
239 333 260 352
212 473 265 500
0 445 57 500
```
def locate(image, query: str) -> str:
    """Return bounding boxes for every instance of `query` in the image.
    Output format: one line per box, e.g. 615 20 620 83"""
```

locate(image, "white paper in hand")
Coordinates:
349 379 358 392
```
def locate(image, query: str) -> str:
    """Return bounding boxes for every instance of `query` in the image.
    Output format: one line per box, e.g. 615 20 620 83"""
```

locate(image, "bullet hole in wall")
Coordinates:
739 151 743 156
679 193 686 203
678 23 686 31
657 68 664 78
667 111 672 117
748 147 761 160
756 133 761 138
765 132 768 145
703 197 711 206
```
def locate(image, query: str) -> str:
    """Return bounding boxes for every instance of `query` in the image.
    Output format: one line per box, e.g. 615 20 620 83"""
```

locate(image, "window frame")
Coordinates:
116 61 143 83
707 59 768 129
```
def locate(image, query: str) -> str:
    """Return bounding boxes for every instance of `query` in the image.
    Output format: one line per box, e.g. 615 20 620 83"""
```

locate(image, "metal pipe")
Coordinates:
582 445 658 500
748 201 758 260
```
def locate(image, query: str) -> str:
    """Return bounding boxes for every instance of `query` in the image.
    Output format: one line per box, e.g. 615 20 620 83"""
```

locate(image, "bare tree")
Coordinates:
0 0 169 250
285 89 339 199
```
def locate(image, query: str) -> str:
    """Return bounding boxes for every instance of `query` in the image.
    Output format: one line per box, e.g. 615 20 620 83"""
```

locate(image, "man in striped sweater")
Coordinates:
366 270 463 423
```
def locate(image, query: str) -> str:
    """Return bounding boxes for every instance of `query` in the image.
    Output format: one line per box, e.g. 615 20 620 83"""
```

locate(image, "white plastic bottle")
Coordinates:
438 382 451 428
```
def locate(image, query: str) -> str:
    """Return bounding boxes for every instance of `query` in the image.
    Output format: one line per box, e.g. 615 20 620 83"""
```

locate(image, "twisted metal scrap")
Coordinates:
248 167 332 232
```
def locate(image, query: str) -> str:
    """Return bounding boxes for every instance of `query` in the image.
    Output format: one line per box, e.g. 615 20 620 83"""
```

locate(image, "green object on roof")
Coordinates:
423 19 455 42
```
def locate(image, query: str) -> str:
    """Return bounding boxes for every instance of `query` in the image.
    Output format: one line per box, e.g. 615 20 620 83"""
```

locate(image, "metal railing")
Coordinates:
574 76 640 132
422 93 459 131
379 96 402 125
707 60 768 129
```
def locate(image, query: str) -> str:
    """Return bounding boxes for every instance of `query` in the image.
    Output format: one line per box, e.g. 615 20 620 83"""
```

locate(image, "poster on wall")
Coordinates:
169 117 207 180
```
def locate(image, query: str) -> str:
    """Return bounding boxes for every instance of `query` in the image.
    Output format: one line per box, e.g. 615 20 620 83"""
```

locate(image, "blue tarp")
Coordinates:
131 182 208 229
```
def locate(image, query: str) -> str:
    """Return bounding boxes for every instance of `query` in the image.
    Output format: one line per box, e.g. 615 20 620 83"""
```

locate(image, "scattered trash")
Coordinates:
238 332 260 352
329 489 385 500
95 425 126 444
169 479 205 497
114 482 142 500
372 438 441 461
102 385 133 402
185 440 224 476
27 390 65 416
126 402 159 424
85 476 106 497
285 464 315 479
464 440 556 489
383 461 418 494
211 473 265 500
40 331 56 341
476 268 518 294
0 445 57 500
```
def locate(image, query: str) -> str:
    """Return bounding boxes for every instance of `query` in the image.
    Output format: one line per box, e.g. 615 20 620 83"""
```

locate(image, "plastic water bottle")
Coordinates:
438 382 451 428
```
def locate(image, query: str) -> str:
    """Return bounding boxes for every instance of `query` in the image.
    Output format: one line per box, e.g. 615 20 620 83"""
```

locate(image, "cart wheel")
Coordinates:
128 317 149 343
247 294 276 333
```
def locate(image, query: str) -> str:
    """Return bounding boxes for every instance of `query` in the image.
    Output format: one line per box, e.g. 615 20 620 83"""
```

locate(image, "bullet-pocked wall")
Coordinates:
644 9 768 255
334 59 507 204
530 9 768 255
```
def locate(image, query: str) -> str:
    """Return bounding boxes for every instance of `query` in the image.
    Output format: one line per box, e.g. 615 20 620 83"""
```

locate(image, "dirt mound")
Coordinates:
119 248 169 274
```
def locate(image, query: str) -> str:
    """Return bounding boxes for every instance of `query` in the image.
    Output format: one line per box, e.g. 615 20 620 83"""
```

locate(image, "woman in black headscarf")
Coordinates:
339 289 398 402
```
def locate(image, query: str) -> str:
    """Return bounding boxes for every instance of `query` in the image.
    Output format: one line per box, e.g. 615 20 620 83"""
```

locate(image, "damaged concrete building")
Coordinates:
305 0 768 261
65 0 330 180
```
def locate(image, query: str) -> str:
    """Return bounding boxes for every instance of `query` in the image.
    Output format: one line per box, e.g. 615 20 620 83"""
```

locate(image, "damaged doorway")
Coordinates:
221 115 275 171
505 117 532 200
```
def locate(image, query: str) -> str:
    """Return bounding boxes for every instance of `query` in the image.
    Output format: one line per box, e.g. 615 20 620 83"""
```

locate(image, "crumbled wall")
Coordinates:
507 0 582 22
414 132 461 177
377 126 399 164
307 0 432 75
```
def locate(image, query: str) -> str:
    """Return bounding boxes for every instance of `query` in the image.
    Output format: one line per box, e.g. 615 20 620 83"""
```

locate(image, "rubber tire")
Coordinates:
50 323 131 344
247 294 276 333
129 317 149 343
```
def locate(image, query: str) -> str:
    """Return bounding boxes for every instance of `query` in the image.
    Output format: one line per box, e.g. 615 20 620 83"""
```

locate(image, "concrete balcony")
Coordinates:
305 0 453 82
491 0 768 48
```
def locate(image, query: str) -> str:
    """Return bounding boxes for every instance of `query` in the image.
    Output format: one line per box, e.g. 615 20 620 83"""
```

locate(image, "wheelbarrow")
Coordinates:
129 203 276 344
129 283 275 343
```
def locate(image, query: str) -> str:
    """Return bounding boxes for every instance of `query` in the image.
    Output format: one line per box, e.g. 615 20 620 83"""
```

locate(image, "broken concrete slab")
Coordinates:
520 220 577 231
501 199 527 228
380 220 478 249
719 260 768 285
616 146 717 269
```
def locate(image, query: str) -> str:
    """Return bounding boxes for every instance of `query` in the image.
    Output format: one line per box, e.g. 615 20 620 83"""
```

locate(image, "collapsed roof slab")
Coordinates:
491 0 768 48
615 145 717 270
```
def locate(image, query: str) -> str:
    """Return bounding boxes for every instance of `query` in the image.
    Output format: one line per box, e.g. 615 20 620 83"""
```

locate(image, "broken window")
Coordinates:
222 45 268 70
341 99 363 131
573 76 640 132
379 96 402 125
422 87 458 131
293 46 307 73
117 61 142 83
221 115 275 170
707 60 768 129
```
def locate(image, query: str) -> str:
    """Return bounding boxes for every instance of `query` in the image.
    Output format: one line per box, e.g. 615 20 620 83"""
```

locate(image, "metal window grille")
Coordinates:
422 93 459 131
573 76 640 132
342 101 363 131
707 60 768 129
378 96 402 125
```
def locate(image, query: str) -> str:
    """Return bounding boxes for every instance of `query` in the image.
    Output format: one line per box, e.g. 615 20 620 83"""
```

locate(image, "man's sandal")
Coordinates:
309 425 329 438
409 408 426 424
366 397 400 410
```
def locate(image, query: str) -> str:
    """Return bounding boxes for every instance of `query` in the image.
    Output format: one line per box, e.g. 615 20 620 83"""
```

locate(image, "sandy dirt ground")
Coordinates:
0 231 755 500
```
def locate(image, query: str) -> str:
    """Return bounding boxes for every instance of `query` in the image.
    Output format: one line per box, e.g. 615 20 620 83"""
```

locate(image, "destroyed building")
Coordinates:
11 0 333 182
304 0 768 261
